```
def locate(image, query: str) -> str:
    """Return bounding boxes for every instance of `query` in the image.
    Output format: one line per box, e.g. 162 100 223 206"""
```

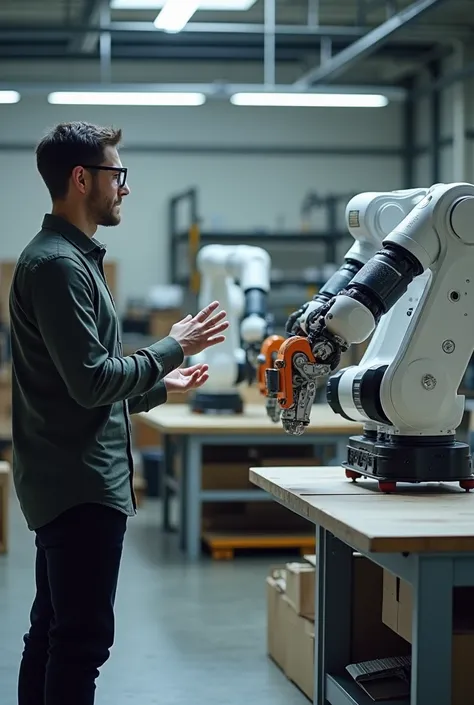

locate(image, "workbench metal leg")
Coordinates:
162 434 173 532
314 526 353 704
411 556 453 705
181 437 202 560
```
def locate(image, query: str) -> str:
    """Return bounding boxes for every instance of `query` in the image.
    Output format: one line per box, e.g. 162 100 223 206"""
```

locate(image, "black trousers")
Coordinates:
18 503 127 705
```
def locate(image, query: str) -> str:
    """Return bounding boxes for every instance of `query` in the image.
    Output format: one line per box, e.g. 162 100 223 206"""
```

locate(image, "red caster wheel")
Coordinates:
459 479 474 492
345 469 362 482
378 481 397 493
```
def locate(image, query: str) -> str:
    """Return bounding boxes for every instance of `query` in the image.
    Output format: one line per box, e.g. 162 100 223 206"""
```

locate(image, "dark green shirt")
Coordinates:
9 214 184 530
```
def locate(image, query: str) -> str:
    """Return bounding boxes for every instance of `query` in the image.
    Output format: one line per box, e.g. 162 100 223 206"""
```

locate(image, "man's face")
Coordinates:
86 146 130 227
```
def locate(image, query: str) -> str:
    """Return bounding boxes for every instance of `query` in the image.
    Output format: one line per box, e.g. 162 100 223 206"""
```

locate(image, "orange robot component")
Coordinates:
257 334 284 396
267 336 316 410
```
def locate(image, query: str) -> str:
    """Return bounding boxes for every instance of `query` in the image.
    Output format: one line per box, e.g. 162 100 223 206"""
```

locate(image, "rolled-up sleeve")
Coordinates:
31 256 184 409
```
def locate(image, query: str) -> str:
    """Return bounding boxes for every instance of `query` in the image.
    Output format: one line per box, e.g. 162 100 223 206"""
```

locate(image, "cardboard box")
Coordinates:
266 570 290 672
285 562 315 620
382 570 474 705
201 463 256 491
285 604 315 701
266 555 410 703
352 558 410 663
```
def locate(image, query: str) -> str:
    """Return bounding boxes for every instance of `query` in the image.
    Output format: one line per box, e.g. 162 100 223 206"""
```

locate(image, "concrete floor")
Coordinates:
0 489 306 705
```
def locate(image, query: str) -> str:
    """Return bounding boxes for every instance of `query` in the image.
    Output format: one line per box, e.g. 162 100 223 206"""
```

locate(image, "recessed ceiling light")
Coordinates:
48 91 206 106
230 92 389 108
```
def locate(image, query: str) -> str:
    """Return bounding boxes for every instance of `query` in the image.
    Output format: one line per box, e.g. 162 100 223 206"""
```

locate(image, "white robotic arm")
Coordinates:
272 182 474 491
190 243 271 414
266 188 429 432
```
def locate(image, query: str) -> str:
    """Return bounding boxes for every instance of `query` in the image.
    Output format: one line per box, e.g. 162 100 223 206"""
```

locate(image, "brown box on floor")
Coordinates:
266 568 314 699
266 569 291 672
285 562 315 620
382 570 474 705
285 602 315 700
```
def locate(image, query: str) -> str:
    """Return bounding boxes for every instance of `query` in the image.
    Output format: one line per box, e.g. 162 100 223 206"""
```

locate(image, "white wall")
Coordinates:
0 93 403 311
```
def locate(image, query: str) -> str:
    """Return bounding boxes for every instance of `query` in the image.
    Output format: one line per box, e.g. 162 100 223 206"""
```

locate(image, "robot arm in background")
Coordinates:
192 244 271 399
264 187 429 432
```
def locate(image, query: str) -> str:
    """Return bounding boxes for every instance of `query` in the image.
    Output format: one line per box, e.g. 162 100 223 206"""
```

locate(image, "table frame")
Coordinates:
161 433 350 559
262 494 474 705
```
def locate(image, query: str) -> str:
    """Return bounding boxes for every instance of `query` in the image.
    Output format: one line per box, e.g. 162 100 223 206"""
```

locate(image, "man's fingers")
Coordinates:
201 309 227 328
204 335 226 347
205 321 229 338
194 301 220 323
182 363 208 376
193 373 209 388
185 371 209 389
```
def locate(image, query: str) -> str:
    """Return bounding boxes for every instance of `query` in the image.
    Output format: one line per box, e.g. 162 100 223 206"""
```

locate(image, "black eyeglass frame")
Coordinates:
81 165 128 188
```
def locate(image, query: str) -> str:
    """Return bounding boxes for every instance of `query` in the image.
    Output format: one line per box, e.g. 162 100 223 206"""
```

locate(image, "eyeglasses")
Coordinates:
82 165 128 188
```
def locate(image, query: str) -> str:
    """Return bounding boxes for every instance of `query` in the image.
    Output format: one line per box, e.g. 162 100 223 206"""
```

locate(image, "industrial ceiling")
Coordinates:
0 0 473 90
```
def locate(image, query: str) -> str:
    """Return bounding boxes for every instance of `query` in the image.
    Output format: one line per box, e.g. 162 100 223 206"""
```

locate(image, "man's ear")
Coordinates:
70 166 87 195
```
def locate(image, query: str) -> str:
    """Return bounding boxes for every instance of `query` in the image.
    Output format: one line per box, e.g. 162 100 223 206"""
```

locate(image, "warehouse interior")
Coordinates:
2 1 474 704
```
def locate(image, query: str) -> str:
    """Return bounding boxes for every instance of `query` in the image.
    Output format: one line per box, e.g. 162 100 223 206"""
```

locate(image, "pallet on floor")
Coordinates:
202 530 316 560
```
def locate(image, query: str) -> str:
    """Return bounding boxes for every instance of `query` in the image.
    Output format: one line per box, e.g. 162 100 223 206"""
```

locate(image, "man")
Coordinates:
9 121 229 705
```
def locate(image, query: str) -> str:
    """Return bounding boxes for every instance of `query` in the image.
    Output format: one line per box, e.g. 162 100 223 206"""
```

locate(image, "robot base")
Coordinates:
342 433 474 493
190 391 244 415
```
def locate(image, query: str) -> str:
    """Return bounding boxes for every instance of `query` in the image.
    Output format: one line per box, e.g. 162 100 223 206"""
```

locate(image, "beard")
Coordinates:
87 184 121 227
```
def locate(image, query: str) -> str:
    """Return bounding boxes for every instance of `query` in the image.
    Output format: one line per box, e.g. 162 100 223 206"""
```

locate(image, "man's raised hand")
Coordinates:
169 301 229 357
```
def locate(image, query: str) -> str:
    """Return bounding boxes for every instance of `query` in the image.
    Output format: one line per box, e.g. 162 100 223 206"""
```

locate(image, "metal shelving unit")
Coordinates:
168 187 353 307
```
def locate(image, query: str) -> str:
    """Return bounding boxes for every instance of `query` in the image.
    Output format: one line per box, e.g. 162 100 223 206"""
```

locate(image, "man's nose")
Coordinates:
120 182 131 196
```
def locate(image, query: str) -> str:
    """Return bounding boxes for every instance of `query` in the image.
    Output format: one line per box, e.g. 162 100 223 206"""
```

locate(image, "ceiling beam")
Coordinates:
293 0 449 87
0 20 467 42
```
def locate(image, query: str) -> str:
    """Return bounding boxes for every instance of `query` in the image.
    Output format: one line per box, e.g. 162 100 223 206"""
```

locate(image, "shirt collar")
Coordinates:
42 213 105 256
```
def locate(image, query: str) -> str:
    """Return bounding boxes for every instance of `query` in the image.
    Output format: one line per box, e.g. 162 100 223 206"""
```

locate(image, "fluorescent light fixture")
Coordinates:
111 0 256 9
0 90 20 104
47 91 206 106
230 92 389 108
154 0 200 32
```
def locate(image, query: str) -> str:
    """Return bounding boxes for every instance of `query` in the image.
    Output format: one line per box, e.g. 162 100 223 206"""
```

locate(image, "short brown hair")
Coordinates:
36 121 122 200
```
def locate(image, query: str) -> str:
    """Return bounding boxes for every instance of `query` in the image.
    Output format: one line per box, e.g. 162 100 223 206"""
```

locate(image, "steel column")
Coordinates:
429 60 441 183
452 43 468 181
264 0 276 87
293 0 448 86
403 78 416 188
99 0 111 84
356 0 367 25
307 0 320 27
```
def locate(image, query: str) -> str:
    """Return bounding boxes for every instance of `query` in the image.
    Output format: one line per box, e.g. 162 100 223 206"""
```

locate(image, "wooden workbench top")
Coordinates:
250 466 474 554
139 403 363 435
